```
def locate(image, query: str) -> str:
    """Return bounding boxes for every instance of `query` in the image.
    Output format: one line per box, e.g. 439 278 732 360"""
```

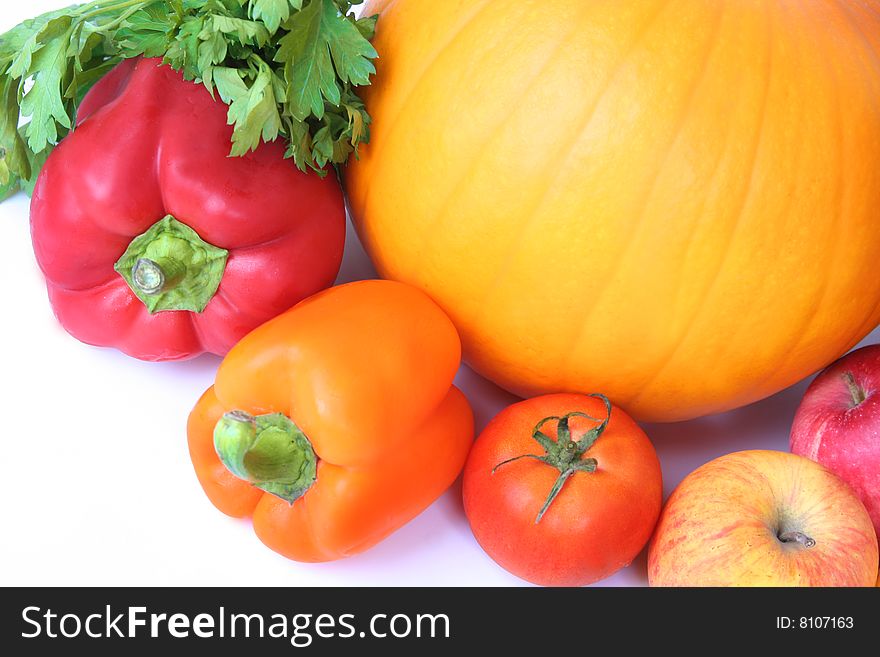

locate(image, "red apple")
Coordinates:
790 344 880 537
648 450 878 587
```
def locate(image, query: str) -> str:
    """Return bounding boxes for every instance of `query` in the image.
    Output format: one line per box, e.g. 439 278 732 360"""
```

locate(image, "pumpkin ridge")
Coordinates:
461 0 676 344
411 3 613 270
665 7 753 348
820 0 880 357
785 0 846 363
761 0 880 384
851 0 880 23
559 0 728 401
835 0 880 66
625 1 777 410
356 0 495 218
667 70 742 354
710 0 816 387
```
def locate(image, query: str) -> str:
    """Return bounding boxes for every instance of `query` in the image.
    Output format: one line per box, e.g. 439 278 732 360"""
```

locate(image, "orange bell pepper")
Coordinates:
187 280 474 562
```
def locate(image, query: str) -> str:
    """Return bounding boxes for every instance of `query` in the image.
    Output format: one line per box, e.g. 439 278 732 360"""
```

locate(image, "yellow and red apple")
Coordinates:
790 344 880 537
648 450 878 587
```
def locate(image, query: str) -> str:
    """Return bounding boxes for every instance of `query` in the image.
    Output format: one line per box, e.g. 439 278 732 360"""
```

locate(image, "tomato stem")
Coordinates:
492 394 612 524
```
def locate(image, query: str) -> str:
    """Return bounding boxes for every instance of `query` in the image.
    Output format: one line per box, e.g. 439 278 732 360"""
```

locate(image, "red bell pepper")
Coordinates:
29 57 345 361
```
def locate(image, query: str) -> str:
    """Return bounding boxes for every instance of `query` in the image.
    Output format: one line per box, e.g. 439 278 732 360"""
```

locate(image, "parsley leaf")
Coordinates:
276 0 376 121
213 62 282 154
19 17 76 153
248 0 294 34
1 76 31 188
116 5 178 58
0 0 378 194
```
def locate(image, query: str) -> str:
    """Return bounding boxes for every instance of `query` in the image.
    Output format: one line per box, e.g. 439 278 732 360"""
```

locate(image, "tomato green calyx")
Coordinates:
114 215 228 314
492 394 613 524
214 410 317 505
842 371 866 407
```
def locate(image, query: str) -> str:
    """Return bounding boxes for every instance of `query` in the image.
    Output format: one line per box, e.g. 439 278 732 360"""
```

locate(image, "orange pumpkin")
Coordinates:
347 0 880 422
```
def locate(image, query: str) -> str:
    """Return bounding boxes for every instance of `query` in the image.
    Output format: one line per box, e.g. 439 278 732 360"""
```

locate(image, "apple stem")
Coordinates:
842 371 866 407
778 531 816 549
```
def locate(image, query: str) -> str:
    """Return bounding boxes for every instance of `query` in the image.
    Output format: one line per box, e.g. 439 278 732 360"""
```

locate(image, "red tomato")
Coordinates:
462 393 663 586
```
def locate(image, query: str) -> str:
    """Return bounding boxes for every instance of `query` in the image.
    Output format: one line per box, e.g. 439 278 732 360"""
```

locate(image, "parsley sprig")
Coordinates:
0 0 378 197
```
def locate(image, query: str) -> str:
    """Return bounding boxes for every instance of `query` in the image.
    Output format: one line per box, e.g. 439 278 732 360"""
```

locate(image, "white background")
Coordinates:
2 1 877 587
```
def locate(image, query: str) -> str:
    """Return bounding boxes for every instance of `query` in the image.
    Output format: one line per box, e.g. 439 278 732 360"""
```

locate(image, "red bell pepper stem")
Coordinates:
114 214 228 314
131 256 186 295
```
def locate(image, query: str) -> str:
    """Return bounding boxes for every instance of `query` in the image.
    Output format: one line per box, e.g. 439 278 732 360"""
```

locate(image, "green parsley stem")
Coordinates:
79 0 154 22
